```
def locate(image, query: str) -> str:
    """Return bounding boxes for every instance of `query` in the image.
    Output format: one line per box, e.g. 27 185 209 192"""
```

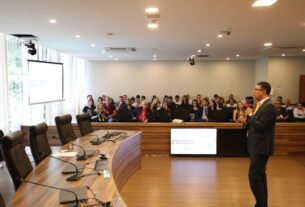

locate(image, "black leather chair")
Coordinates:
29 123 52 166
0 130 4 163
55 114 76 145
156 109 170 122
213 110 228 122
76 113 93 136
0 131 33 190
0 193 6 207
117 109 132 122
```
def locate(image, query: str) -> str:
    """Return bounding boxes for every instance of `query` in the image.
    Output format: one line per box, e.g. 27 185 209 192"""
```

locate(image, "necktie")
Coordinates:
254 102 261 114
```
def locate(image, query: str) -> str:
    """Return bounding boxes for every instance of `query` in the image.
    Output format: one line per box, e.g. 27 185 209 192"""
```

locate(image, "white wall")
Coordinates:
268 57 305 103
85 60 255 101
255 57 268 84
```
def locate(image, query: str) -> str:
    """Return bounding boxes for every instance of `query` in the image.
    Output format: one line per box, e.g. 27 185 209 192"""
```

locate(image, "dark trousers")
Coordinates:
249 154 269 207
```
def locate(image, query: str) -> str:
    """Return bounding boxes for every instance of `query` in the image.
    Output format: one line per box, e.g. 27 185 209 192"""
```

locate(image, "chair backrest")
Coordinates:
156 109 170 122
174 106 190 122
117 109 132 122
213 110 228 122
29 123 52 166
55 114 76 145
76 113 93 136
0 131 33 190
0 193 6 207
0 130 4 162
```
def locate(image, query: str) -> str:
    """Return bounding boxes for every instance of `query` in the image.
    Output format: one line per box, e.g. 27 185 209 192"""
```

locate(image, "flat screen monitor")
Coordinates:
171 128 217 155
28 60 64 105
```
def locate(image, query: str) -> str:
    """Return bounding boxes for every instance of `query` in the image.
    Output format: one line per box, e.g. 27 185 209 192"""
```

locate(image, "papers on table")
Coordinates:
53 152 77 157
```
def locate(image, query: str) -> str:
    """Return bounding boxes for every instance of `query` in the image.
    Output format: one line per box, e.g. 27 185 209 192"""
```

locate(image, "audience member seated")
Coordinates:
181 95 191 110
96 96 104 109
141 95 146 103
197 98 211 122
277 96 285 106
226 98 237 108
293 102 305 122
233 102 247 123
168 96 176 119
150 98 161 111
92 103 108 122
215 97 224 110
196 94 202 106
275 100 288 122
186 94 192 104
284 99 293 110
132 101 153 122
132 96 141 108
190 100 200 121
226 94 237 104
243 96 254 109
116 96 128 111
155 101 171 122
174 95 181 105
104 97 117 122
82 99 96 115
208 100 216 121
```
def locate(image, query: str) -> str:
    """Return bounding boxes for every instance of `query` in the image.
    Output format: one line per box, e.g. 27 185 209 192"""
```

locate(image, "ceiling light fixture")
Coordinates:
114 58 119 61
109 55 112 58
153 58 157 61
252 0 278 7
302 49 305 52
102 50 106 53
205 43 210 47
49 19 56 24
217 34 223 38
281 54 286 56
226 57 230 60
147 20 158 29
264 42 272 46
153 54 157 58
236 54 240 57
91 44 96 47
145 8 159 13
75 34 80 38
197 49 202 53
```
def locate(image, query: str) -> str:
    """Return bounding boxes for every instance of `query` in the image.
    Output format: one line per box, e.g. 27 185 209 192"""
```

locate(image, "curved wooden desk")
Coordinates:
9 130 142 207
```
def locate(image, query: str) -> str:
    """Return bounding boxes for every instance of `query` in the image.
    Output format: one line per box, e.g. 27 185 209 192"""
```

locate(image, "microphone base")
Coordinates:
66 202 80 207
90 140 103 145
76 156 87 161
66 173 81 181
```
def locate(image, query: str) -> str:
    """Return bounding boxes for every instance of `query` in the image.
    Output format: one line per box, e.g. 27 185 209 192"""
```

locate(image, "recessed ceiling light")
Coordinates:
302 49 305 52
153 58 157 61
264 42 272 47
49 19 56 24
153 54 157 58
197 49 202 53
252 0 278 7
205 43 210 47
217 34 223 38
75 34 80 38
102 50 106 53
109 55 112 58
145 8 159 13
236 54 240 57
91 44 96 47
226 57 230 60
191 54 196 58
114 58 119 61
281 54 286 56
147 23 158 29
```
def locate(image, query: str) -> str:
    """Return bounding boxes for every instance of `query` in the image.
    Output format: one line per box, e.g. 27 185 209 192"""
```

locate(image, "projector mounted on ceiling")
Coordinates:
105 47 136 53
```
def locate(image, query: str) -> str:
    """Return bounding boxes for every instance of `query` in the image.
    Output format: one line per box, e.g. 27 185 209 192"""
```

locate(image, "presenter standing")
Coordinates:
244 82 276 207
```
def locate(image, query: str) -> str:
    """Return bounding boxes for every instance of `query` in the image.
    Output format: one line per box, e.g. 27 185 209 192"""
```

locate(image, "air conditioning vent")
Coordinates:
105 47 136 53
197 54 210 58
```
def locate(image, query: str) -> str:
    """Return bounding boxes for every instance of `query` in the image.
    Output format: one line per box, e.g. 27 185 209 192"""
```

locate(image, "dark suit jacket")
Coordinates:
132 107 153 122
247 98 276 155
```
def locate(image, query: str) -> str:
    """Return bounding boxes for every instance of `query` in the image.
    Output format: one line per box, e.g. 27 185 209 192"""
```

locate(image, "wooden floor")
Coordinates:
120 154 305 207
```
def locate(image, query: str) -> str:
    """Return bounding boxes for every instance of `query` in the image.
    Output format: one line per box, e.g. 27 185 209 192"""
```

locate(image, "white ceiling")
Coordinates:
0 0 305 61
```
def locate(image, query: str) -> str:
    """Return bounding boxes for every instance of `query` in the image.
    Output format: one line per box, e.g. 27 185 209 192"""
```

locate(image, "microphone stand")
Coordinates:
50 155 82 181
87 135 103 145
70 143 88 161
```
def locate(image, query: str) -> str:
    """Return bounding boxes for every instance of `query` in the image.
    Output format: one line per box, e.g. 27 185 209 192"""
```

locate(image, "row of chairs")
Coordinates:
0 113 93 194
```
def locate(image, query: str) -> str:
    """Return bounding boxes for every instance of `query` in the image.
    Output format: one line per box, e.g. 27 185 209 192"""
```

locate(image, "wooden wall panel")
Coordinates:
21 123 305 155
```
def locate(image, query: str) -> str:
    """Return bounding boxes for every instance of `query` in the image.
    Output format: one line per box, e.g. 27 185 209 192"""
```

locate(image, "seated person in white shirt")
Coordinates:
293 102 305 122
174 95 181 105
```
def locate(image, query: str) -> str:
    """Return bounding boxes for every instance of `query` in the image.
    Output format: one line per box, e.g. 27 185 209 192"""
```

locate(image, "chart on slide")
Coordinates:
171 128 217 155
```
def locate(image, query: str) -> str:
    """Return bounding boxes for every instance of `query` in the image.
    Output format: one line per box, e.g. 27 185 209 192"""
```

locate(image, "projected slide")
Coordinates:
171 128 217 155
28 60 63 104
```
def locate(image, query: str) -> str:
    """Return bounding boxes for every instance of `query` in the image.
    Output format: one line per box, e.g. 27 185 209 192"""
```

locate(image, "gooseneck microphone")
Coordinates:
50 155 82 181
70 143 87 161
20 179 80 207
87 135 103 145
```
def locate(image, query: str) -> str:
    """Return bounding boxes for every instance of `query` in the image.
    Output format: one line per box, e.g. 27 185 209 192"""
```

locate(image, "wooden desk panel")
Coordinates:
21 123 305 155
9 130 142 207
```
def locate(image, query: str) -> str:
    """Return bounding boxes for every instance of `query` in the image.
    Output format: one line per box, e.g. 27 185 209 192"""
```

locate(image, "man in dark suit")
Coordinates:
244 81 276 207
132 100 153 122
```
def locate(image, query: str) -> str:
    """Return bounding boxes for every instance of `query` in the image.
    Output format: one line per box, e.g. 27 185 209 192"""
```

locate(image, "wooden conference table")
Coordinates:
9 130 142 207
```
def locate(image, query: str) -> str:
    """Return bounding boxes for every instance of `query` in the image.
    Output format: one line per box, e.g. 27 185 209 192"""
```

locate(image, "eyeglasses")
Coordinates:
253 88 264 91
